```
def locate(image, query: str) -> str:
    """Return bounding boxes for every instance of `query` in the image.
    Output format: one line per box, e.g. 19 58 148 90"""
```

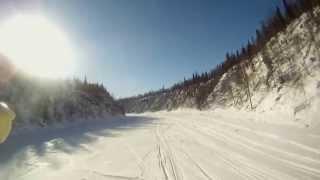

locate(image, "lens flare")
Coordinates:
0 15 75 79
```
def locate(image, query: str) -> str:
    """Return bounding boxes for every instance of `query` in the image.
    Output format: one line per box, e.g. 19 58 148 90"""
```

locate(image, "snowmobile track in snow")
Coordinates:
1 110 320 180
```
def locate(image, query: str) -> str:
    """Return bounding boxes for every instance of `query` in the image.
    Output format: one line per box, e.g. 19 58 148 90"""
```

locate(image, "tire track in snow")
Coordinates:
137 146 157 179
157 143 170 180
185 115 320 167
91 170 140 180
174 147 216 180
171 123 281 180
155 123 183 180
197 114 320 157
172 117 320 179
166 113 320 170
165 116 304 180
191 120 320 174
170 113 320 157
157 115 281 180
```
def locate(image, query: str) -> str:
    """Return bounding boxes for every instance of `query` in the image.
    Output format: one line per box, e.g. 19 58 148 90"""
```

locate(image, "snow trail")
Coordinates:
0 109 319 180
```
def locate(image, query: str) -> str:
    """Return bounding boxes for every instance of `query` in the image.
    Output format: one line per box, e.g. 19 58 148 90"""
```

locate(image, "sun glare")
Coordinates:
0 15 75 79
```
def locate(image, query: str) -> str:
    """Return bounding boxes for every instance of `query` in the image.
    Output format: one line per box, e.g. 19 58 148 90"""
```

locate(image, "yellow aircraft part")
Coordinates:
0 102 15 143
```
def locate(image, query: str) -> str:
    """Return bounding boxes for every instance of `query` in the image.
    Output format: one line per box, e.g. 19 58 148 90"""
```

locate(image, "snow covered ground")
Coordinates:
0 109 320 180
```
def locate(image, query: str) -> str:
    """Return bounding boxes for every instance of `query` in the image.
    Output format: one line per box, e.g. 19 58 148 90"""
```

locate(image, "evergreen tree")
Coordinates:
283 0 295 19
276 7 286 27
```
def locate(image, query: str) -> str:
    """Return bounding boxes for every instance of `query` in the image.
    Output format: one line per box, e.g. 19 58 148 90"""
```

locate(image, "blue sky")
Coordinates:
1 0 281 98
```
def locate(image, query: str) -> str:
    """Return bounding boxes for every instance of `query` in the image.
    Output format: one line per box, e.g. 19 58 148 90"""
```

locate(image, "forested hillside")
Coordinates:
119 0 320 123
0 55 124 131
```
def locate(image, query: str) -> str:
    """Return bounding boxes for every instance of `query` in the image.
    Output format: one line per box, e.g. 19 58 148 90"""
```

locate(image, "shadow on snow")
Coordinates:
0 115 158 166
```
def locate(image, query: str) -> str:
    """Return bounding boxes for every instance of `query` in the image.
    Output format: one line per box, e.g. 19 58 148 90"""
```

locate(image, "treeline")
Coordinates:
120 0 320 109
0 72 124 127
73 76 113 102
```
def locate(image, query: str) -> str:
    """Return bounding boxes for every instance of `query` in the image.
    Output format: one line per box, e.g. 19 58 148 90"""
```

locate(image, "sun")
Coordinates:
0 15 75 79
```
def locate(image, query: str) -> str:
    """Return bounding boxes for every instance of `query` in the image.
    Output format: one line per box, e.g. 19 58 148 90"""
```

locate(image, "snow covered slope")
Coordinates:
209 10 320 127
119 7 320 128
1 109 319 180
0 72 124 132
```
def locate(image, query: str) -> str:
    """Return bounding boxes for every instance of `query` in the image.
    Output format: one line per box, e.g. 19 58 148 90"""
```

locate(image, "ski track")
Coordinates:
1 110 319 180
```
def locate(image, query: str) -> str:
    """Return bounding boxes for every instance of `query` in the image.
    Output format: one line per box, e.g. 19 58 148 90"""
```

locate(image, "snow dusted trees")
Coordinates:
0 71 124 127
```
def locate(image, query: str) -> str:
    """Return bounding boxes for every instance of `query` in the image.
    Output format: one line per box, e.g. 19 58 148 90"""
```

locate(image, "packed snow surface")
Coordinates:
0 109 320 180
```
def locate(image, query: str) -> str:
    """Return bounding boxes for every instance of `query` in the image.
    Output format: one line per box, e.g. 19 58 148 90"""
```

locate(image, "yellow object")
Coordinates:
0 102 15 143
